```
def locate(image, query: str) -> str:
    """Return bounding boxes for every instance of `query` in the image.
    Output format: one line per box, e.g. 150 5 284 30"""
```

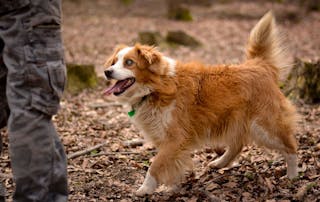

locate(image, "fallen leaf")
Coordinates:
206 183 220 191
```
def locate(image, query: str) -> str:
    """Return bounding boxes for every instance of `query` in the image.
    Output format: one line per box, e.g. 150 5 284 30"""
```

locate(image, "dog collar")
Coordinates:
128 109 135 117
128 95 148 117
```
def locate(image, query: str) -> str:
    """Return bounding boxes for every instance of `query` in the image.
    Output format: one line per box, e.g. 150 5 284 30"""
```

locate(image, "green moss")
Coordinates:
291 175 301 182
90 149 98 155
306 182 317 191
142 160 150 167
244 171 255 180
66 63 98 94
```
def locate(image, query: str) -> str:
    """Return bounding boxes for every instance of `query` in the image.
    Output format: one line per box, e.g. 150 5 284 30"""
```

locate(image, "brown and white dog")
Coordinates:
103 11 298 196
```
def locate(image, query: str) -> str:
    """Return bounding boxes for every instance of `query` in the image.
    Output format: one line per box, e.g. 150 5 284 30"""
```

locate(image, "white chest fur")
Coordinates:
131 101 176 144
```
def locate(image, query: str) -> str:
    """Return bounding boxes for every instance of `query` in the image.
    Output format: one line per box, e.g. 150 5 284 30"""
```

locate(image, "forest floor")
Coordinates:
1 0 320 201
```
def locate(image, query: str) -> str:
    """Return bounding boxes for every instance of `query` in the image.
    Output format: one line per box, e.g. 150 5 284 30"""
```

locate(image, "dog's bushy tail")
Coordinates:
246 11 291 80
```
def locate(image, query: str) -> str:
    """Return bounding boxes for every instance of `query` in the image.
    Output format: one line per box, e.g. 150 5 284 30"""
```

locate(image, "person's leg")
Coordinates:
0 37 9 142
0 35 9 202
0 0 68 201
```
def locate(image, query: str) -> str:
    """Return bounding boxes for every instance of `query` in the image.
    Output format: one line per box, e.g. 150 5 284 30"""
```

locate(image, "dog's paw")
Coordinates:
136 185 154 196
136 171 158 196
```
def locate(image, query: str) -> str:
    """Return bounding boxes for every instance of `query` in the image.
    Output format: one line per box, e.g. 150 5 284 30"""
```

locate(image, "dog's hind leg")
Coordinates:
208 141 243 169
251 116 298 179
283 152 298 179
208 120 248 169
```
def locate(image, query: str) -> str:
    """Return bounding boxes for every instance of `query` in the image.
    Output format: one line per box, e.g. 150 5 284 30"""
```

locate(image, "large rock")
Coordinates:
166 30 201 47
138 31 163 46
137 30 202 48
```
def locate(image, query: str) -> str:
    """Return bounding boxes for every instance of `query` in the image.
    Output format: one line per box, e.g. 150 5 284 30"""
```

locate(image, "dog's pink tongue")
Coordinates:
103 80 126 96
104 85 118 96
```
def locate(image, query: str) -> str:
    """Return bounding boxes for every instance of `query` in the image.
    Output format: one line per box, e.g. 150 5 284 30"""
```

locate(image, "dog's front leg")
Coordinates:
136 170 158 196
136 139 192 196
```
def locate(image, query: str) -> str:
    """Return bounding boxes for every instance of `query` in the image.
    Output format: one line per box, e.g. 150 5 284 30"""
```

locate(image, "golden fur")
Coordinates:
104 11 298 195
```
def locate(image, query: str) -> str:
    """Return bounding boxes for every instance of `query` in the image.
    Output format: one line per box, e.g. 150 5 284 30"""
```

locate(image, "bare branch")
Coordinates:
67 142 107 159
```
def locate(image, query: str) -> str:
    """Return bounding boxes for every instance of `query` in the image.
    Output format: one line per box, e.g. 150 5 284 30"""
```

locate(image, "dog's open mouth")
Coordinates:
104 78 135 96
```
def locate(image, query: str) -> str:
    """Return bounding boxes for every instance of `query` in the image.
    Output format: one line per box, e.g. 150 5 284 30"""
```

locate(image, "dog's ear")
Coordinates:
135 43 163 74
135 44 160 65
104 44 127 67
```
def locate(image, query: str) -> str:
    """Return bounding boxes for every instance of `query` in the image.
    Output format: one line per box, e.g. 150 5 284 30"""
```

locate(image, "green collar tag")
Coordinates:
128 110 135 117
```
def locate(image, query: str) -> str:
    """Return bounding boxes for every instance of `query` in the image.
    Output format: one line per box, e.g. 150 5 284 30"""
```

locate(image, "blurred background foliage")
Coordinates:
62 0 320 103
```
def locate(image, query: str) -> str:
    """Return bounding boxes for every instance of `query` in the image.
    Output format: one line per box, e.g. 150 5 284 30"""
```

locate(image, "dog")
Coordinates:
103 11 298 196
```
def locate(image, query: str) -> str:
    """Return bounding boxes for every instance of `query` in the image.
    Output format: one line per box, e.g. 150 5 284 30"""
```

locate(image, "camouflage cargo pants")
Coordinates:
0 0 68 201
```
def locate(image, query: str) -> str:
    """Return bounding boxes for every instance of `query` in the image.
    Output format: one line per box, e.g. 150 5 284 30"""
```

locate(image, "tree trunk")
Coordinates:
284 59 320 104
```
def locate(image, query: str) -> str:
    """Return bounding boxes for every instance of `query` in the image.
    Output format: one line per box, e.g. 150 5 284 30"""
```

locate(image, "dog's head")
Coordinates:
103 44 176 104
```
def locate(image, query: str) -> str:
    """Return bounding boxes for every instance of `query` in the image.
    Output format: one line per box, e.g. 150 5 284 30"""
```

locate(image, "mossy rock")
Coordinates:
168 6 193 21
138 31 163 46
166 30 201 47
66 63 98 94
301 0 320 11
284 59 320 103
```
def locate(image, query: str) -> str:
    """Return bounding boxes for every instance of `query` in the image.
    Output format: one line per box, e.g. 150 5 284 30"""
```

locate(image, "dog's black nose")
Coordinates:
104 69 113 79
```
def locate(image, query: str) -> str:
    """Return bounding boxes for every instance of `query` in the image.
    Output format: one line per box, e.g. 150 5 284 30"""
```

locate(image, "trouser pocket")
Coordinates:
0 0 30 14
24 25 66 116
25 60 66 116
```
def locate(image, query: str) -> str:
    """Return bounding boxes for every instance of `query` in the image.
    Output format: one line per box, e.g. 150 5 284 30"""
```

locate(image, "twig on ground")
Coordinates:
91 149 157 157
90 151 142 157
67 142 107 159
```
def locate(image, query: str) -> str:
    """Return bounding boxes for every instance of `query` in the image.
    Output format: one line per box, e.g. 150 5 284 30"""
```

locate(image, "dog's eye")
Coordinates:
125 59 134 66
